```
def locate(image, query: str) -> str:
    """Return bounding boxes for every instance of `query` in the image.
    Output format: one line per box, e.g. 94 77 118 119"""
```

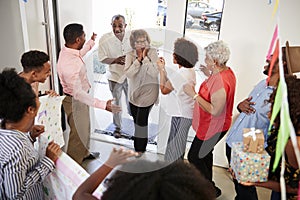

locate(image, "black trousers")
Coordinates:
129 102 153 152
188 130 227 182
226 143 258 200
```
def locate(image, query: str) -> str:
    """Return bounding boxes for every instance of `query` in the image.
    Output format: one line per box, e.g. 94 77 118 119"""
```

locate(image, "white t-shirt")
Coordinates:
166 67 196 119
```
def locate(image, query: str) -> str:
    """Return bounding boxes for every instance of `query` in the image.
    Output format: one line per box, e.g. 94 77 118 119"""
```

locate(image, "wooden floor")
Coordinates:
82 138 271 200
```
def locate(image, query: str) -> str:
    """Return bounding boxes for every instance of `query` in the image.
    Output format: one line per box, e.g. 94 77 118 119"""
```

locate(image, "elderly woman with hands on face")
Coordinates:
124 29 159 156
183 40 236 198
0 68 62 200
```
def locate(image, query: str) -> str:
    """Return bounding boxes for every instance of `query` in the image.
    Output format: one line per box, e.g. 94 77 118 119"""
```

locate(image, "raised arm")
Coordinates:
72 148 137 200
80 33 96 57
157 57 173 94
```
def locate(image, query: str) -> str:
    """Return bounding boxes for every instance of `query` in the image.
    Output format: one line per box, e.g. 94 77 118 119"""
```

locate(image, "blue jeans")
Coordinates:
108 79 130 131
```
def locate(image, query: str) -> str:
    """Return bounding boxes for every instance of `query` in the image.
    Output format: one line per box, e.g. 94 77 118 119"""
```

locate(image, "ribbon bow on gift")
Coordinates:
243 127 261 141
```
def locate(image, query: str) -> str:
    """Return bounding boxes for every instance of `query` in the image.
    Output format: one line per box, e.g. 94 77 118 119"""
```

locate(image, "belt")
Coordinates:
64 93 72 97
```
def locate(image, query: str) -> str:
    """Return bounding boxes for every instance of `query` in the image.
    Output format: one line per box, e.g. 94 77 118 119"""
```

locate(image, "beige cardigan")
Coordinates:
124 48 159 107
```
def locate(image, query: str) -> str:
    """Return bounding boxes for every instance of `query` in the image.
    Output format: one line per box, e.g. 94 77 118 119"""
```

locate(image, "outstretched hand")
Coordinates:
106 99 122 113
72 147 138 200
105 147 138 168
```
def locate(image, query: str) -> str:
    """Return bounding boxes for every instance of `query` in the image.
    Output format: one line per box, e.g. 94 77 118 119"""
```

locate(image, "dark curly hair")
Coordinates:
63 23 84 45
173 38 199 68
21 50 49 73
268 75 300 133
101 160 215 200
0 68 36 126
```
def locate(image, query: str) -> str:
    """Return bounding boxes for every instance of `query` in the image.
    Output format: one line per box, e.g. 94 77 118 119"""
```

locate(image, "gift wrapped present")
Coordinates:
230 142 270 183
243 128 264 153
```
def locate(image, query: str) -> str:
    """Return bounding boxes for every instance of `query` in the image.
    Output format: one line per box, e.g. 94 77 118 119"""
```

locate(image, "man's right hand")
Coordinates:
113 55 126 65
106 99 122 113
237 96 256 114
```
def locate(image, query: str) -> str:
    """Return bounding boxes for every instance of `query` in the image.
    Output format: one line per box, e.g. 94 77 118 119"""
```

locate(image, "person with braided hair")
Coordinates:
241 75 300 200
74 159 215 200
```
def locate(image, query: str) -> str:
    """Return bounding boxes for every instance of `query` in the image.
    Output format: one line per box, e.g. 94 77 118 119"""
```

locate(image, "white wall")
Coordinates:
221 0 300 115
0 0 52 91
0 0 24 72
160 0 300 167
214 0 300 167
57 0 94 48
24 0 50 92
24 0 48 51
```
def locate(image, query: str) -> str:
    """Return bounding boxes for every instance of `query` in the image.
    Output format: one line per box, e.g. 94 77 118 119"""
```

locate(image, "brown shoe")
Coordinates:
83 152 100 161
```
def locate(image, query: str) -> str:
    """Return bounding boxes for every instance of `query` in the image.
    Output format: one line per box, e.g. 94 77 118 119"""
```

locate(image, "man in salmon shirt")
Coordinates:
57 23 120 165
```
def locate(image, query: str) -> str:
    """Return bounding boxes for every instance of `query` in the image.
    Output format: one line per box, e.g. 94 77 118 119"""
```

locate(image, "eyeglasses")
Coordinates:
135 40 147 44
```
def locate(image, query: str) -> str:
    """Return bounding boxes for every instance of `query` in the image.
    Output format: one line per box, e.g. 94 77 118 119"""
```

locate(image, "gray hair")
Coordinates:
204 40 230 65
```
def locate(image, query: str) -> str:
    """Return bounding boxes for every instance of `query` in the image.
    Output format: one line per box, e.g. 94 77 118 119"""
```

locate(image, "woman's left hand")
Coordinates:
136 48 143 62
142 47 149 58
30 125 45 139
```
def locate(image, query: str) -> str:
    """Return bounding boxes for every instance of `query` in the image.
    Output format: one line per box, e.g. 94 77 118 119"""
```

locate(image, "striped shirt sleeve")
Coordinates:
1 130 55 199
